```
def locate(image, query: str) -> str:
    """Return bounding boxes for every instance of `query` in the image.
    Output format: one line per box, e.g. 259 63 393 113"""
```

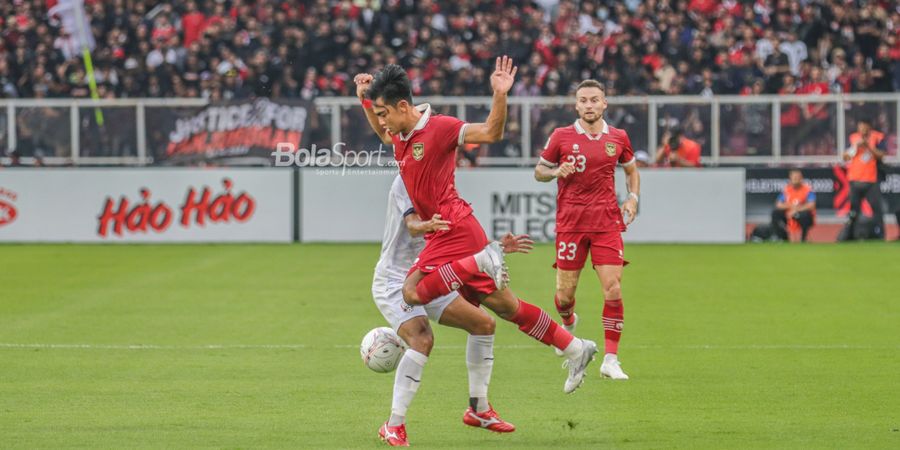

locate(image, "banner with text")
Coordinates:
0 169 291 242
151 98 315 165
744 165 900 219
299 168 745 243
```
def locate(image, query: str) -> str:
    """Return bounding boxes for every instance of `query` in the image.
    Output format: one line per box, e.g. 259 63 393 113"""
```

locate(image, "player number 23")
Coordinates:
557 242 577 260
564 155 586 172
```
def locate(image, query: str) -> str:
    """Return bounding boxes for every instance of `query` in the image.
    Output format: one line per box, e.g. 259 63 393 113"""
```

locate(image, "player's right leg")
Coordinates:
553 232 589 356
553 269 581 356
402 243 507 306
435 297 515 433
402 217 508 307
373 281 434 446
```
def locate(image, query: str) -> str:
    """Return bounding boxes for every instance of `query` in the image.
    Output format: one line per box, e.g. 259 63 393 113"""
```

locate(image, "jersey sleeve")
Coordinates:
392 179 416 217
435 115 468 149
806 191 816 203
539 130 562 167
618 131 636 166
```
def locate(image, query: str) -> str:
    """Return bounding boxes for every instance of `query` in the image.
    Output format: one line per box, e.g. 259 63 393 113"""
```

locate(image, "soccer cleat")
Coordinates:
564 339 598 393
378 422 409 447
475 241 509 290
554 313 579 357
463 405 516 433
600 354 630 380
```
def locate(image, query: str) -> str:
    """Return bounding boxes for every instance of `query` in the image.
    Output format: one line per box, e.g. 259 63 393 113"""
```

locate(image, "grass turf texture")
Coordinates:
1 243 898 449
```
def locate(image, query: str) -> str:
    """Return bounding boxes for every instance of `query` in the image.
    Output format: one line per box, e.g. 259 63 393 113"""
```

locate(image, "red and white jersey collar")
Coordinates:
573 119 609 141
397 103 432 142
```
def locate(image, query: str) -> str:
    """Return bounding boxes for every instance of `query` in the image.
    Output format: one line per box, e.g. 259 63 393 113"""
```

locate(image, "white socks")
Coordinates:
562 337 584 359
466 334 494 413
389 349 428 426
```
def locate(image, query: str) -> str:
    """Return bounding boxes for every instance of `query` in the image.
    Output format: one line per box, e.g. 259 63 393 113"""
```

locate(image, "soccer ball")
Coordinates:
360 327 407 373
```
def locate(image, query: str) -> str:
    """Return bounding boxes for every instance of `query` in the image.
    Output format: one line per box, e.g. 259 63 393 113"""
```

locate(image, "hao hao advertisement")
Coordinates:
150 98 316 165
0 169 291 242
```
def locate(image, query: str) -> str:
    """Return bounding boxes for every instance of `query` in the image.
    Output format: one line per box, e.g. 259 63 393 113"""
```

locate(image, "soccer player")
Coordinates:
354 57 598 397
534 79 641 380
373 175 530 446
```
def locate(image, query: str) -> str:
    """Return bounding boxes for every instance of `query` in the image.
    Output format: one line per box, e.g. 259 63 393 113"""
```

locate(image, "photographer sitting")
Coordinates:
655 127 702 168
771 169 816 242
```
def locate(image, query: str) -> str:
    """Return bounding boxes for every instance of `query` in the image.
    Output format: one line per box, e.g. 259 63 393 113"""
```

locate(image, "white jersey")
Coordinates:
373 176 425 284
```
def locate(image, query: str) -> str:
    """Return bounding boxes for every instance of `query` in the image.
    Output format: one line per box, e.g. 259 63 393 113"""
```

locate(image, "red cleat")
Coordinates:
378 422 409 447
462 405 516 433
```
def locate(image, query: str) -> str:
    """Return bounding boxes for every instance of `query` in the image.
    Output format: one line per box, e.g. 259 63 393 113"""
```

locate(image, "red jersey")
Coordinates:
392 104 472 226
540 120 636 233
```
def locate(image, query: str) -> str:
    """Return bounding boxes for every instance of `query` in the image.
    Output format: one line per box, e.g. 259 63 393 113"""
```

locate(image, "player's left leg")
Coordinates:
593 264 629 380
589 231 629 380
476 286 598 394
435 296 515 433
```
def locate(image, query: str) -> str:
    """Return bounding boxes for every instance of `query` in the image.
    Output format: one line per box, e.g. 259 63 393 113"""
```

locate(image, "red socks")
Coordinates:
414 256 480 303
554 295 576 326
602 299 624 354
509 299 574 350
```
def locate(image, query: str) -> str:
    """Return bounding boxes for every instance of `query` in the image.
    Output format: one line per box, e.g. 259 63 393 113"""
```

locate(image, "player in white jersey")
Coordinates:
373 175 533 446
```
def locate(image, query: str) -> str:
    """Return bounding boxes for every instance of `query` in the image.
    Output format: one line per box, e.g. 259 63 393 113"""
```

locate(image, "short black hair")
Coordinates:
366 64 413 106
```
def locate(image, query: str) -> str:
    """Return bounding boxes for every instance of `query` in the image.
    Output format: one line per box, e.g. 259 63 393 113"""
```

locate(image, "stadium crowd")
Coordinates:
1 0 900 100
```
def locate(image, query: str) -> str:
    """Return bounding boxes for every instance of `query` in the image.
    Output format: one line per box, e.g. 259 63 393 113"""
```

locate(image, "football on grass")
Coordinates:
360 327 407 373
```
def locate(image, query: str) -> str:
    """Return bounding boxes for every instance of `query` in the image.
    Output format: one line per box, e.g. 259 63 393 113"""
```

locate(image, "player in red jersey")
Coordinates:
534 79 641 380
354 59 597 401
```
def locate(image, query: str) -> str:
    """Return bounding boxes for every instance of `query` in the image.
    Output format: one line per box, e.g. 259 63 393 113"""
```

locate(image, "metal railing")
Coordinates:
2 93 898 166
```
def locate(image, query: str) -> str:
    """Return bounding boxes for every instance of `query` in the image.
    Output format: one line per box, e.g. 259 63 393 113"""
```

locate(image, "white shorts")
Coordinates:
372 279 457 331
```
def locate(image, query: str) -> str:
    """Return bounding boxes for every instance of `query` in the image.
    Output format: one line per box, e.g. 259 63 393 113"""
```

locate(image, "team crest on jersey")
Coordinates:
605 142 617 157
572 144 580 153
412 142 425 160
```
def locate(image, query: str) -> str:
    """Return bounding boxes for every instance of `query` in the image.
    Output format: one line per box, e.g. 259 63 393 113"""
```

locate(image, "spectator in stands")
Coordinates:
655 127 701 168
840 117 887 241
2 0 900 100
771 169 816 242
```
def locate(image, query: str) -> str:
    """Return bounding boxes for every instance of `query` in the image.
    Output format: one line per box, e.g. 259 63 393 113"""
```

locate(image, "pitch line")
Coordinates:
0 343 897 351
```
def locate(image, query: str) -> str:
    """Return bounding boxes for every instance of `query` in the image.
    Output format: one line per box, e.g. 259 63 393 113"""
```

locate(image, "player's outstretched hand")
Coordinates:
424 214 451 233
490 55 517 95
500 233 534 254
354 73 373 99
622 198 638 225
554 161 577 179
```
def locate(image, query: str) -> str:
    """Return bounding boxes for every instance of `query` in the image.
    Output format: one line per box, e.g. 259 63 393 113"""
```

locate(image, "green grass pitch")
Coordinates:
1 243 898 448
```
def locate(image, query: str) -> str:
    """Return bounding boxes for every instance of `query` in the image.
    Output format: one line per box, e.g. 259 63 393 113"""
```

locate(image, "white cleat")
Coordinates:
600 353 629 380
554 313 578 357
475 241 509 290
563 339 597 394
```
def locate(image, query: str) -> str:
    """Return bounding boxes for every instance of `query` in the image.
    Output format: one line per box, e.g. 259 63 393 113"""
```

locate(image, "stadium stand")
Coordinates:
1 0 899 100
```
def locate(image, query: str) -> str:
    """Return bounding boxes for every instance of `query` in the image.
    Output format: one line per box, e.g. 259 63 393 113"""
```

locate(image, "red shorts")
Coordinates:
408 214 496 300
554 231 628 270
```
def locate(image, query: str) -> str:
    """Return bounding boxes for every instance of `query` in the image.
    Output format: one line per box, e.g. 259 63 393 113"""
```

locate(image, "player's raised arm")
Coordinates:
354 73 393 145
462 56 517 144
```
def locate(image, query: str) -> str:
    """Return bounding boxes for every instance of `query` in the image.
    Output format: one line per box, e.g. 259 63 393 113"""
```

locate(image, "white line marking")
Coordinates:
0 343 897 351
